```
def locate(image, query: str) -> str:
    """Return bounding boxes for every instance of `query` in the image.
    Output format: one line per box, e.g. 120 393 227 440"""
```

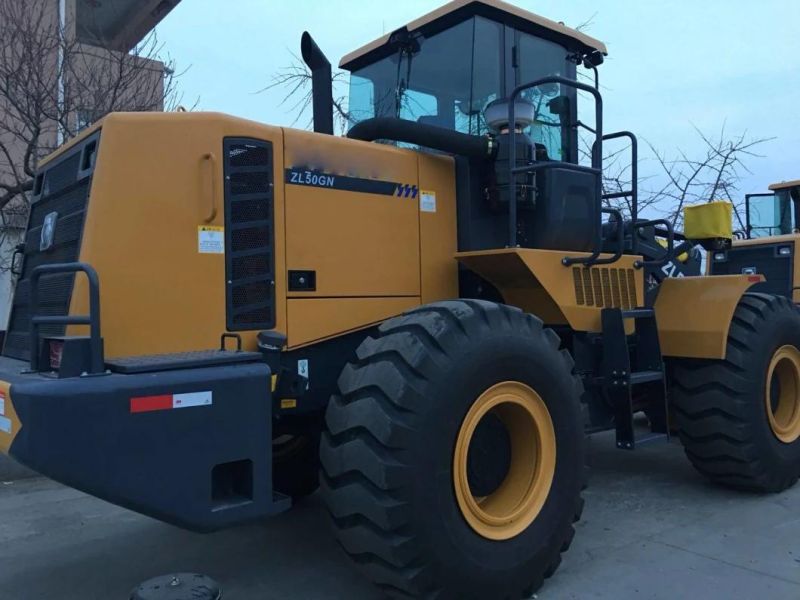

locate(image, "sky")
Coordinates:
155 0 800 201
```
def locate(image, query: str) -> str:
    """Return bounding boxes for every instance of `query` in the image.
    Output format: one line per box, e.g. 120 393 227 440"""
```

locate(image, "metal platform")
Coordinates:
106 350 263 374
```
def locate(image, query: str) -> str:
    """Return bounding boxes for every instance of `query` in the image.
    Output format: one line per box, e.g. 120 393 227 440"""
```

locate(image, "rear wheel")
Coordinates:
320 300 585 599
672 293 800 492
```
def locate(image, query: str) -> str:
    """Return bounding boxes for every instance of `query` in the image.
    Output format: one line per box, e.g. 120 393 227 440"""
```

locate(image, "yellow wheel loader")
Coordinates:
2 1 799 598
708 180 800 301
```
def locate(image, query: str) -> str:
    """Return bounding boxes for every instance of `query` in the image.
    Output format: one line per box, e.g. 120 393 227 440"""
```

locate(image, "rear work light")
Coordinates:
48 339 65 371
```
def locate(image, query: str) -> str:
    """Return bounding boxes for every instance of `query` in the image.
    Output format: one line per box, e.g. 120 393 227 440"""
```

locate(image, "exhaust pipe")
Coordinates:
301 32 334 135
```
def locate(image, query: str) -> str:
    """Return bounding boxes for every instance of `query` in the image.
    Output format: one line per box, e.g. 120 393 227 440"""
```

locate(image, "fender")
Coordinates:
654 274 764 359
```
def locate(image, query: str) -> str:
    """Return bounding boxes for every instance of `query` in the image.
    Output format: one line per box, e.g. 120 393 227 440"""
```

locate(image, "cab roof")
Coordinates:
339 0 608 71
769 180 800 191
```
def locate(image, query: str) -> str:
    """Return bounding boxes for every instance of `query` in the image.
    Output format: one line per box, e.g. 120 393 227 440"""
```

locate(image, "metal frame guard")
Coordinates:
507 76 603 265
28 262 103 374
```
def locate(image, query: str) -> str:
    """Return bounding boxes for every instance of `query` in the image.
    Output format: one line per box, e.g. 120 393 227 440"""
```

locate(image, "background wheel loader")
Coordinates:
708 180 800 302
1 1 799 598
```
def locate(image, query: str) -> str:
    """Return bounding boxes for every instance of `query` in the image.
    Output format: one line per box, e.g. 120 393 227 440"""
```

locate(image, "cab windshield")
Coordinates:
748 190 795 238
347 16 578 161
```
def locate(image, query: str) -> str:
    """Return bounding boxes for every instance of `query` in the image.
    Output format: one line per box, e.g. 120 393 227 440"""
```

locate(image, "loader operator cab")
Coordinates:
340 1 611 256
345 15 581 162
339 0 690 285
746 181 800 238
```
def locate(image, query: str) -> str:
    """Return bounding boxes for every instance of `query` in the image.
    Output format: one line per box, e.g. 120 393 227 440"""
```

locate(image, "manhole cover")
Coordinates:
130 573 222 600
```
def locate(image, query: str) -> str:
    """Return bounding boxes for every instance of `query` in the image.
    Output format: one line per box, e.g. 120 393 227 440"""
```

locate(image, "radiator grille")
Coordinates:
3 135 97 360
224 138 275 331
573 267 638 309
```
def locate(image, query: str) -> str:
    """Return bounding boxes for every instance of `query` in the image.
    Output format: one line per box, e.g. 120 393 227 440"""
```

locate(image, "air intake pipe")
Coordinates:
301 32 334 135
347 117 497 160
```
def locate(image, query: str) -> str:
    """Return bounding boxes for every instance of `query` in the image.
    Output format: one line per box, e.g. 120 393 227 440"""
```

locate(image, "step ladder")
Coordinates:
601 307 669 450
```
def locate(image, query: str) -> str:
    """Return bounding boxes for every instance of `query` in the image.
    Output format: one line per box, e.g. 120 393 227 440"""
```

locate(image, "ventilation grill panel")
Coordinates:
3 134 96 360
224 139 275 331
572 267 638 309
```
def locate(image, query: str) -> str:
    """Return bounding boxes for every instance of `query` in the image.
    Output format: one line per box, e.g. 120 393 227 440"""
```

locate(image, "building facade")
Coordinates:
0 0 180 328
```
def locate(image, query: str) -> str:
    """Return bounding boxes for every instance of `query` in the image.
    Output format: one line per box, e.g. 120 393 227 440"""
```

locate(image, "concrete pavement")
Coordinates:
1 433 799 599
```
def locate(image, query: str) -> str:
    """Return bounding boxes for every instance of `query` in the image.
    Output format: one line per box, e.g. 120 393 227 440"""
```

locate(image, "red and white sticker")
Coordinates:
130 391 212 414
0 390 5 416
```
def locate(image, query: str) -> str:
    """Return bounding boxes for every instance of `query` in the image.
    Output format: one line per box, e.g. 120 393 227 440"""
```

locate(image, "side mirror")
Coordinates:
548 95 571 118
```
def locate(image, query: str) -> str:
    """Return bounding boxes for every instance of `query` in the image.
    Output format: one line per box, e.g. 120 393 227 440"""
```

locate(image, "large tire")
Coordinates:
672 293 800 492
320 300 585 599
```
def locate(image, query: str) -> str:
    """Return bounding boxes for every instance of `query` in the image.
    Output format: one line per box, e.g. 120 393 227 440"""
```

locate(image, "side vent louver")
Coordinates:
572 267 638 309
223 139 275 331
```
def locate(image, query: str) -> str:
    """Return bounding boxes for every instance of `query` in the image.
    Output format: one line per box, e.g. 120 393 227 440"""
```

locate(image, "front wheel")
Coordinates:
672 293 800 492
320 300 585 599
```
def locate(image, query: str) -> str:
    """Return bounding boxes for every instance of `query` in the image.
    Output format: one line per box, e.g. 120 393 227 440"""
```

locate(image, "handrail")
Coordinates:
202 152 219 224
508 76 604 267
590 208 625 266
632 219 675 269
596 131 638 253
28 262 103 374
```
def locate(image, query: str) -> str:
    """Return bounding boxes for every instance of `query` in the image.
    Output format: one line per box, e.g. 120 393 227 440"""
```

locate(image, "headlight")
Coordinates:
713 252 727 261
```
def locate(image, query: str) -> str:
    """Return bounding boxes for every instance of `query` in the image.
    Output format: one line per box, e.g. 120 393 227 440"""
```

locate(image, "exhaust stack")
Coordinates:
301 32 334 135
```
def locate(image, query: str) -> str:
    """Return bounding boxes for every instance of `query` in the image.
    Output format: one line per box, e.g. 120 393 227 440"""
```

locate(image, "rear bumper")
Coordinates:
0 355 289 532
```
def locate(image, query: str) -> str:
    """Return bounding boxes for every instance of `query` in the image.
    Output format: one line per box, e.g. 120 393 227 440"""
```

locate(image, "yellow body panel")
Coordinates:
69 113 286 357
284 130 421 298
654 275 762 359
44 112 759 365
418 155 459 304
287 297 420 347
61 113 460 356
456 248 644 333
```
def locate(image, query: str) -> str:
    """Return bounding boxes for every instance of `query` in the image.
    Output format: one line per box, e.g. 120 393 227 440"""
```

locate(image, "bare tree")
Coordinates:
260 52 351 134
578 122 772 231
643 125 772 229
0 0 182 271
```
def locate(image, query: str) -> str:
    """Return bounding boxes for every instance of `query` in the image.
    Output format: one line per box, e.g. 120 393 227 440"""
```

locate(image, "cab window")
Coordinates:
516 33 576 162
748 191 794 238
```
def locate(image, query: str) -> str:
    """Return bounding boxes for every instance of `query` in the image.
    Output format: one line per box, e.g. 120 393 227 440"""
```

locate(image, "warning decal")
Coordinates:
130 391 213 414
420 190 437 213
198 225 224 254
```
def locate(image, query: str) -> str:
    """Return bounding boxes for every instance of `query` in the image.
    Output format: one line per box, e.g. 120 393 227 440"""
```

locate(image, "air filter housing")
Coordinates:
483 99 537 133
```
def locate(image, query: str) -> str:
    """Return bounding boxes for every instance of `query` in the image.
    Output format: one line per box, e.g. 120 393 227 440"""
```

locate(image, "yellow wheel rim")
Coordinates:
453 381 556 541
766 345 800 444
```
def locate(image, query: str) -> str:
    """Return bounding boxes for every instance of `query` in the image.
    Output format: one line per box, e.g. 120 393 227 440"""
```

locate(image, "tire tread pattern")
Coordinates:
320 300 584 599
671 293 800 492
